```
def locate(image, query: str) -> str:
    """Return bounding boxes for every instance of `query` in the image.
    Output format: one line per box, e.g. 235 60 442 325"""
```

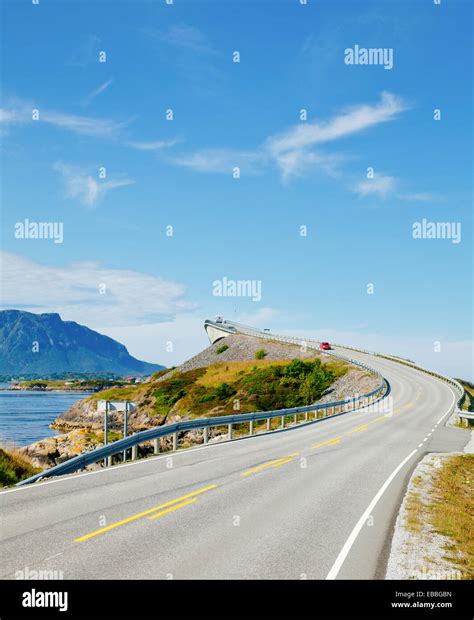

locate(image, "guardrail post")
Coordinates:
249 420 254 435
266 418 271 431
123 401 129 461
131 445 137 461
281 416 285 428
203 427 209 443
228 424 233 440
153 438 160 454
103 401 109 467
107 456 112 467
293 413 297 424
173 432 178 451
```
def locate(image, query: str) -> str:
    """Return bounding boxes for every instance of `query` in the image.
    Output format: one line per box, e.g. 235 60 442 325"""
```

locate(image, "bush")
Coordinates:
216 344 229 354
255 349 267 360
214 382 236 400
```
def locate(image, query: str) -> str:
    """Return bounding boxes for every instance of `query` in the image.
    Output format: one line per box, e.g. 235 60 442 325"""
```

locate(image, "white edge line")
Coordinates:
0 440 225 496
325 448 418 580
326 388 456 580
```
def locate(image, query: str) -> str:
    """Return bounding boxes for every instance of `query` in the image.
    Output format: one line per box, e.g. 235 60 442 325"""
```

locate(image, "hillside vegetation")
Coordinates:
88 356 347 422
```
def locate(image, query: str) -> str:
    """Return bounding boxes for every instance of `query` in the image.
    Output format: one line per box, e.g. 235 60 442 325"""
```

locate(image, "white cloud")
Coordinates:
169 148 264 174
353 173 396 198
267 92 407 157
352 175 438 202
42 110 125 138
0 98 125 138
266 91 407 180
0 252 197 328
82 78 114 105
144 24 213 54
53 162 134 207
403 192 437 202
128 138 181 151
170 92 408 182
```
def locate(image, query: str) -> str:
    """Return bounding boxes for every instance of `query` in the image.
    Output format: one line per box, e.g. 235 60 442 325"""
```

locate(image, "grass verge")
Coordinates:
429 454 474 579
0 448 42 487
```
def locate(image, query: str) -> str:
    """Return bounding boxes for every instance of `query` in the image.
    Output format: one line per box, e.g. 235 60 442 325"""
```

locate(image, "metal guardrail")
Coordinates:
17 321 388 486
17 380 387 486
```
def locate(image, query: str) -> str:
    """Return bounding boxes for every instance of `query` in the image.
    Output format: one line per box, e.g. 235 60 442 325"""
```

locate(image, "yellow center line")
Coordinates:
312 437 342 449
272 458 294 469
241 453 300 476
347 424 369 434
74 484 217 542
148 498 197 520
371 416 387 424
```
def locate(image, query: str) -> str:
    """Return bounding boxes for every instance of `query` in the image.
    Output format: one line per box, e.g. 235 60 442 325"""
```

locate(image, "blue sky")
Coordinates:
1 0 472 378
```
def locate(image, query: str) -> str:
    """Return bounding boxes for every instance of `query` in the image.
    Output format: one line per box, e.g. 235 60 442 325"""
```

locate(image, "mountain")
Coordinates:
0 310 164 376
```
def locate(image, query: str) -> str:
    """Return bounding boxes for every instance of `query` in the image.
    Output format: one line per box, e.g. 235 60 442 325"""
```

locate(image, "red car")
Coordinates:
319 342 332 350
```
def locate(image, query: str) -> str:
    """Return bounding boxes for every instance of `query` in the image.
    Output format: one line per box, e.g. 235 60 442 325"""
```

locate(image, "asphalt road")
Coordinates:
0 348 469 580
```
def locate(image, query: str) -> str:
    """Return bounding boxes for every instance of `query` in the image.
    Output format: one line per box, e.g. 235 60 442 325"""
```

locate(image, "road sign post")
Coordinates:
97 400 136 467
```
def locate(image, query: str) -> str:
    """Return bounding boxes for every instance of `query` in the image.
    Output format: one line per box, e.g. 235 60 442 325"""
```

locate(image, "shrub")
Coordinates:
216 344 229 354
255 349 267 360
214 382 236 400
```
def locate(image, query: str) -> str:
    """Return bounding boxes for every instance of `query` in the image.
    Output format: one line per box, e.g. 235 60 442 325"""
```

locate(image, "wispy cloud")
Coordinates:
169 148 264 174
141 24 225 96
169 92 408 182
403 192 438 202
353 173 438 202
0 97 126 138
267 92 407 155
53 162 134 207
82 78 114 105
42 110 125 137
65 35 102 68
266 91 407 181
1 251 197 328
128 138 182 151
353 173 396 198
143 24 213 54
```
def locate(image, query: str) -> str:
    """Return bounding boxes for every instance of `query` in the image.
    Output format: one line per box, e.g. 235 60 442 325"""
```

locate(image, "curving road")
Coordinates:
0 347 469 580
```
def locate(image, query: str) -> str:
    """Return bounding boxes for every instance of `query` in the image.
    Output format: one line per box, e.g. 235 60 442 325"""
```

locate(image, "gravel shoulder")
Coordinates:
386 434 473 580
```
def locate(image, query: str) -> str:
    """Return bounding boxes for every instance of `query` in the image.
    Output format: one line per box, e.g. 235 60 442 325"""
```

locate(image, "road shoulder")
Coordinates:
386 432 473 580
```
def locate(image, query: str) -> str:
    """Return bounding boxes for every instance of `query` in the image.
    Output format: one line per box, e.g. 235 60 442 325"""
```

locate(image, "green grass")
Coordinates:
0 448 41 487
216 344 229 354
429 455 474 579
255 349 267 360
